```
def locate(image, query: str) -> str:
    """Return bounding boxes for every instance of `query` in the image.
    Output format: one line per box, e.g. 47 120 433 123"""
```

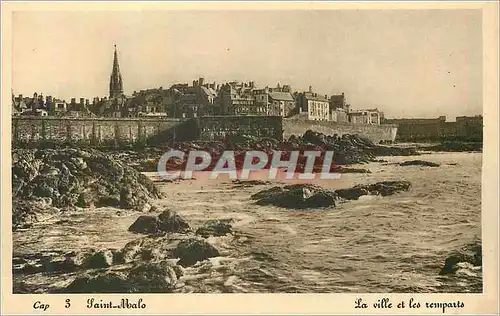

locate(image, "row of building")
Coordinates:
12 46 386 125
12 79 385 125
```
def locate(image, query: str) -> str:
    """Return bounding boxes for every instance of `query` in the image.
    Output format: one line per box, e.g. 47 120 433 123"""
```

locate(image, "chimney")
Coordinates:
193 80 197 87
71 98 76 104
325 95 328 99
308 86 312 93
85 99 90 106
199 77 205 87
19 94 23 100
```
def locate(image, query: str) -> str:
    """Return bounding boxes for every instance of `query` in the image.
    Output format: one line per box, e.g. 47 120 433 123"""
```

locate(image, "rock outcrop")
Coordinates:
251 184 337 209
439 239 482 275
195 219 233 238
252 181 411 208
336 181 412 200
128 209 191 235
12 148 162 229
399 160 440 167
64 261 181 293
173 238 221 267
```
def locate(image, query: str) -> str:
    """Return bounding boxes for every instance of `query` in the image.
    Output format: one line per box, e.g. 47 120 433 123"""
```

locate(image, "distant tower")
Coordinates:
109 45 123 99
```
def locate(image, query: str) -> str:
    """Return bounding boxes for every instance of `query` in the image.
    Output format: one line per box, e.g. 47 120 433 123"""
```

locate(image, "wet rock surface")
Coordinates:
128 209 191 235
439 239 482 275
252 184 337 209
102 130 419 173
12 148 162 229
252 181 412 208
437 238 483 293
195 219 233 238
13 209 226 293
12 199 60 230
173 238 221 267
399 160 440 167
336 181 412 199
424 142 483 153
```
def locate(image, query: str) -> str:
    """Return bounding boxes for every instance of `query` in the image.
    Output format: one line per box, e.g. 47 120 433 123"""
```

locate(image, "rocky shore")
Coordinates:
251 181 412 209
11 130 482 293
12 148 162 230
98 130 419 172
13 207 233 293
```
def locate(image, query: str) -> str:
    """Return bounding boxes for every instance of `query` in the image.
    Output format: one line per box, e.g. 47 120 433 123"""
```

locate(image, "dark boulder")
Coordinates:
335 187 370 200
85 250 114 269
335 181 411 199
157 209 191 233
362 181 412 196
116 237 158 263
399 160 440 167
252 184 337 209
440 239 482 275
332 167 371 174
65 273 132 293
195 219 233 238
173 238 220 267
128 216 161 235
127 261 179 293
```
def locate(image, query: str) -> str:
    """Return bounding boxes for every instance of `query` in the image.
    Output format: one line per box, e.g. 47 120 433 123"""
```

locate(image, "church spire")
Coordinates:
109 44 123 98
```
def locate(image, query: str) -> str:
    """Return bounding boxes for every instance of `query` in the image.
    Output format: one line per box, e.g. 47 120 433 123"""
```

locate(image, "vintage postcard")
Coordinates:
1 1 498 315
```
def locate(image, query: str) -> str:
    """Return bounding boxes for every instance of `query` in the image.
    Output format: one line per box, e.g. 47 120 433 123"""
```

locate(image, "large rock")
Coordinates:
64 273 132 293
116 235 183 264
12 148 162 213
336 181 411 200
12 199 60 230
440 239 482 275
252 181 411 208
173 238 220 267
399 160 440 167
128 210 191 235
425 141 482 153
157 210 191 233
252 184 337 209
195 219 233 238
85 250 114 269
63 260 183 293
128 216 161 235
127 261 179 293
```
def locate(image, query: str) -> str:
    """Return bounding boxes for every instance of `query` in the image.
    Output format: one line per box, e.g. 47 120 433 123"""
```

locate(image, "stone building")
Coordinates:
348 108 383 125
329 93 350 123
163 78 219 118
296 87 330 121
218 81 264 116
253 83 295 117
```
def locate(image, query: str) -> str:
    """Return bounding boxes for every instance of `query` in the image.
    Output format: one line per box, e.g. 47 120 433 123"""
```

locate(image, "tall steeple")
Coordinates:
109 44 123 99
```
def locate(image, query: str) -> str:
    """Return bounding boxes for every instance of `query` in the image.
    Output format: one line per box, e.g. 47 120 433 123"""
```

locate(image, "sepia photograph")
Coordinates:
2 2 498 313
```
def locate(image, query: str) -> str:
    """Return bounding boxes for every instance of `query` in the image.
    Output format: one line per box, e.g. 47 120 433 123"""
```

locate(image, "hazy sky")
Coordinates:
12 10 482 119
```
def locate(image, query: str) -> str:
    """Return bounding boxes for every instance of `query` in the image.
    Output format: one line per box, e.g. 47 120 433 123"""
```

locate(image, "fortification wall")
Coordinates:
282 118 398 143
196 116 283 141
12 117 183 146
12 116 284 146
